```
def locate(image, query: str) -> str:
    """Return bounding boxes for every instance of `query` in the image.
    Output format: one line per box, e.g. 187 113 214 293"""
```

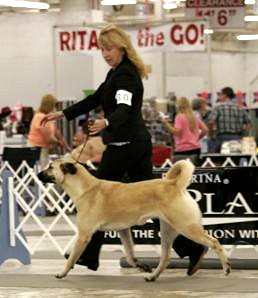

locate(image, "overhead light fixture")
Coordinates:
204 28 214 34
244 0 256 4
236 34 258 40
163 2 177 9
0 0 49 9
244 15 258 21
100 0 136 5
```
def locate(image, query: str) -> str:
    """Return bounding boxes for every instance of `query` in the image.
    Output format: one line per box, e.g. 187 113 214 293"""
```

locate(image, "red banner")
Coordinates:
55 22 206 55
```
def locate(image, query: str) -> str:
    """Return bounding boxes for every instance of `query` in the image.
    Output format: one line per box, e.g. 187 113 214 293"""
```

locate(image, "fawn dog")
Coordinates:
37 157 230 281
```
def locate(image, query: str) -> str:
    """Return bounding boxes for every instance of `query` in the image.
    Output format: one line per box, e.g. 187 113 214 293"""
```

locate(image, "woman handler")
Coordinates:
41 24 207 275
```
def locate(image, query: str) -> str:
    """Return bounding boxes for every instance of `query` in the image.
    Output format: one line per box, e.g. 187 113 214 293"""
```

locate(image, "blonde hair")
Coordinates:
38 94 57 114
99 24 149 79
176 97 197 132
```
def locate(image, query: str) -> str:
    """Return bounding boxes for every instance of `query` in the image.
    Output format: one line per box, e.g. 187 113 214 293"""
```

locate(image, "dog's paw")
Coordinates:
55 273 66 279
144 275 156 282
224 262 231 276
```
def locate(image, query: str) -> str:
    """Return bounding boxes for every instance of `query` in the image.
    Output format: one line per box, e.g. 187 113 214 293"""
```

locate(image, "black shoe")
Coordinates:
187 246 208 276
64 253 99 271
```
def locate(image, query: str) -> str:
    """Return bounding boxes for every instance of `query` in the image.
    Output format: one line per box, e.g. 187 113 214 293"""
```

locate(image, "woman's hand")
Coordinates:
89 119 107 135
40 111 64 126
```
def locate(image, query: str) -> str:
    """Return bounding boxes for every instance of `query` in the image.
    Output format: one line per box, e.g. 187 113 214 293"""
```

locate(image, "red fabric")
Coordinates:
151 146 172 166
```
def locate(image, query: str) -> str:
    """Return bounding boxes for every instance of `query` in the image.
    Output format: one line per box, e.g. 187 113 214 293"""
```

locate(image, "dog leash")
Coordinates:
74 134 89 164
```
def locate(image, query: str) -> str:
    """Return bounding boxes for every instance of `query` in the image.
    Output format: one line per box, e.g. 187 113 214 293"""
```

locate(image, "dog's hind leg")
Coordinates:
56 233 92 279
179 224 231 276
144 220 176 282
119 229 152 273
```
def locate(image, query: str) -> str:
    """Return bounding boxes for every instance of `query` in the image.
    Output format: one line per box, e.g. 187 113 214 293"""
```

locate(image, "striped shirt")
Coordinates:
209 101 251 135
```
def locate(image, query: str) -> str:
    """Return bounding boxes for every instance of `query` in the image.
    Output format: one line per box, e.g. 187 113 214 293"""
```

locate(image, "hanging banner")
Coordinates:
185 0 245 29
55 22 206 55
104 166 258 245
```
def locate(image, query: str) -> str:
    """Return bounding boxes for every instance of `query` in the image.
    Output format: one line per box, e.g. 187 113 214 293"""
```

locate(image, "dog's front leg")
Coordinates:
56 234 90 279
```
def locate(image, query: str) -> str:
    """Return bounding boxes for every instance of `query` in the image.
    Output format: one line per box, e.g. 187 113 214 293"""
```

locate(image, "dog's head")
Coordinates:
37 158 78 185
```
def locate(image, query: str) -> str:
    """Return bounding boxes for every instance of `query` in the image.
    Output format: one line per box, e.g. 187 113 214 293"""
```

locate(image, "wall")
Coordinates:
0 12 258 109
0 13 57 108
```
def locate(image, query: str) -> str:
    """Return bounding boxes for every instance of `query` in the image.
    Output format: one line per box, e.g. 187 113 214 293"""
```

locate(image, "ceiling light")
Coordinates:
0 0 49 9
236 34 258 40
244 15 258 21
100 0 136 5
204 28 214 34
163 2 177 9
244 0 256 4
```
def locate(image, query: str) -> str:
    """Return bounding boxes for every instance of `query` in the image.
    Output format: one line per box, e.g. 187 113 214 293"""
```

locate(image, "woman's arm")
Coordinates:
161 118 182 136
55 128 72 152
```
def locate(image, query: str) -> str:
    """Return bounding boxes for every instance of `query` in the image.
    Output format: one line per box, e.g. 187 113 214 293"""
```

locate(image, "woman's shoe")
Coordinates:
64 253 99 271
187 246 208 276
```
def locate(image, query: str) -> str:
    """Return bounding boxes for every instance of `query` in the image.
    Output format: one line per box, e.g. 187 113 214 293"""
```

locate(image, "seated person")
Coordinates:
71 121 106 167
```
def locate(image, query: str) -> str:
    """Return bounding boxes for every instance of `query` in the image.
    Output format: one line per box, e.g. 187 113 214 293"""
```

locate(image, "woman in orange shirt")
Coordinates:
28 94 71 168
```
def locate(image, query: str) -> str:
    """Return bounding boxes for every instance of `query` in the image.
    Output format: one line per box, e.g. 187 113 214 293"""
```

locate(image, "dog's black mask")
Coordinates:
37 171 55 184
60 162 77 175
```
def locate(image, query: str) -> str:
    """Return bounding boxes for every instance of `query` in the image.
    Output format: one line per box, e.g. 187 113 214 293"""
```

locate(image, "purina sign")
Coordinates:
55 22 206 55
104 166 258 245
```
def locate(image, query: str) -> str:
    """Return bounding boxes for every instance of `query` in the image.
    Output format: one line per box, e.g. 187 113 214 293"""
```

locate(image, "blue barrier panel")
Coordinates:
0 169 31 265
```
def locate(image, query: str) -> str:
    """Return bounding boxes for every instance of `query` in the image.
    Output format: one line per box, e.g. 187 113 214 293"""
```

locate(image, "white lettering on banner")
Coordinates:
206 229 235 239
189 190 258 215
104 231 120 238
55 22 206 55
132 229 154 238
191 173 222 183
239 230 258 238
115 90 132 106
226 192 254 214
186 0 244 28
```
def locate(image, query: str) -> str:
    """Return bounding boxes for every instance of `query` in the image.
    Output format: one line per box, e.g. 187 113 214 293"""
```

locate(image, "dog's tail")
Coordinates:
165 159 194 189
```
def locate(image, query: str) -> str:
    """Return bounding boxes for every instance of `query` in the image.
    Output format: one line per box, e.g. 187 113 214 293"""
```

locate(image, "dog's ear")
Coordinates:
60 162 77 175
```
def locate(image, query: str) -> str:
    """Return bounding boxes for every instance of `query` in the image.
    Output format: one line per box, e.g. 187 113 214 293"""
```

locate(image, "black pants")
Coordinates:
79 141 203 262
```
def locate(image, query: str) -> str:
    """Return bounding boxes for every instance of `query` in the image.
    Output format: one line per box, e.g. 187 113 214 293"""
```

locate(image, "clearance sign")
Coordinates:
186 0 245 28
55 21 206 55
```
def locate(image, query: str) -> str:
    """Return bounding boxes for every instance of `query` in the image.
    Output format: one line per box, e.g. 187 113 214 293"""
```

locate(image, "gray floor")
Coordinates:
1 217 258 297
1 247 258 297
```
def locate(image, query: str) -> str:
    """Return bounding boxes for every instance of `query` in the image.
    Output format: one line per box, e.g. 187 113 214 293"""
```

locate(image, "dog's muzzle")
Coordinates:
37 171 55 184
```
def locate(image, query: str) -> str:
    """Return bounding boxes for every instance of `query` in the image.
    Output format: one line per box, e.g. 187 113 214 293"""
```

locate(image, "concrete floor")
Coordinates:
1 217 258 297
1 248 258 298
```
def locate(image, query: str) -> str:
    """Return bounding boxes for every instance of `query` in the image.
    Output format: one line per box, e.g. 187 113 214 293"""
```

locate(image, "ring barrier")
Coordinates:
0 154 258 266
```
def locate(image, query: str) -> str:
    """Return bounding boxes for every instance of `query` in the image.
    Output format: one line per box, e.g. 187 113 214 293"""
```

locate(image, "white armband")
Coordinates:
115 89 132 106
104 118 109 127
86 160 97 170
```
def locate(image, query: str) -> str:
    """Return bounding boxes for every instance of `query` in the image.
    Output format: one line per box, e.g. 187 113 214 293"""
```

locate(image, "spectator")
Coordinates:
28 94 71 169
192 97 211 124
208 87 252 153
161 96 208 165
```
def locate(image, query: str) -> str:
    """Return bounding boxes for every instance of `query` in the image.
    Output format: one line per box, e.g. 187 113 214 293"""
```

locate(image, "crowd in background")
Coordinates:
0 86 256 168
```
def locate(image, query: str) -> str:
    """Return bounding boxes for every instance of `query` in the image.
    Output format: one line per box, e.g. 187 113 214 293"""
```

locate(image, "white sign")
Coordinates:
185 0 245 29
55 22 206 55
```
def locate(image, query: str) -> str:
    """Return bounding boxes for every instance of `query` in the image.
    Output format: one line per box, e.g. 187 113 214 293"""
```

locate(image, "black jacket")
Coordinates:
63 56 151 144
